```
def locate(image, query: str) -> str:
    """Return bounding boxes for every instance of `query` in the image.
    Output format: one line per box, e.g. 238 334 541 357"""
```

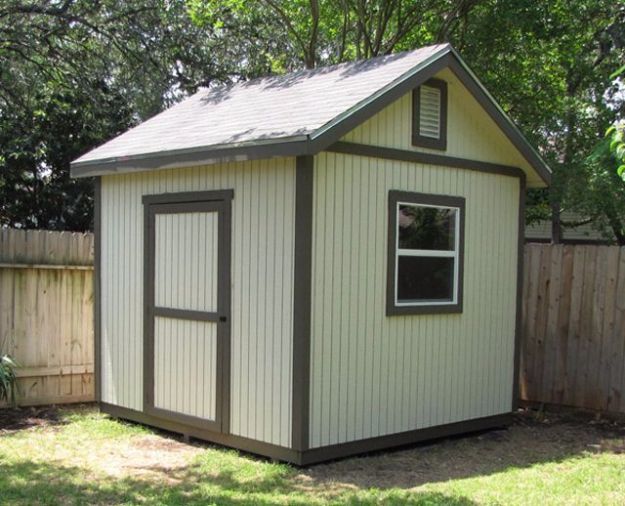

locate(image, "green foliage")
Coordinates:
2 0 624 238
607 125 625 181
0 354 18 404
0 0 241 231
187 0 625 242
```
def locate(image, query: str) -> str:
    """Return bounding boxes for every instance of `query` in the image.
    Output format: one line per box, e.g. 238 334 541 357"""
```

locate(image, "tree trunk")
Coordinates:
551 200 562 244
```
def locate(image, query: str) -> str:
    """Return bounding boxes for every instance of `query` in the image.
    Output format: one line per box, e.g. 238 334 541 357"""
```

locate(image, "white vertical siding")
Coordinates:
342 68 543 187
154 317 217 420
100 158 295 447
155 212 219 312
309 152 519 448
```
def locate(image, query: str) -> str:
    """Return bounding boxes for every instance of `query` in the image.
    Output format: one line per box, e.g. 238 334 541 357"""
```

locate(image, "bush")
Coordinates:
0 355 18 404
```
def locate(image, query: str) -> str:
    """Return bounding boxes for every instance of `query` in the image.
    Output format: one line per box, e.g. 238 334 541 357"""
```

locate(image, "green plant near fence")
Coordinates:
0 354 18 404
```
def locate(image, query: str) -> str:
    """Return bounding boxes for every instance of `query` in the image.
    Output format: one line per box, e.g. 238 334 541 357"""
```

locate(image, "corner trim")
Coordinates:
327 141 525 179
292 155 314 451
93 177 102 402
412 78 448 150
386 190 465 316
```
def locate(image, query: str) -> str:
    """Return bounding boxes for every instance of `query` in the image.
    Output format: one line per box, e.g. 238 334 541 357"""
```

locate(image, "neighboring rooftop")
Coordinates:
526 211 614 243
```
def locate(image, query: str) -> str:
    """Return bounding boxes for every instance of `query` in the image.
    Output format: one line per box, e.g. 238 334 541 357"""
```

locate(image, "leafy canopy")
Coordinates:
1 0 624 242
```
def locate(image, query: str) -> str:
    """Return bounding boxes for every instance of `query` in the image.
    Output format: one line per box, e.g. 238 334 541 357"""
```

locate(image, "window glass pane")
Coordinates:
397 256 454 302
398 205 456 250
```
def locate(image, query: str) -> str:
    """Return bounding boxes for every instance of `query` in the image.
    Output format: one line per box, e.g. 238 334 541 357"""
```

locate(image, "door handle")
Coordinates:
219 316 227 323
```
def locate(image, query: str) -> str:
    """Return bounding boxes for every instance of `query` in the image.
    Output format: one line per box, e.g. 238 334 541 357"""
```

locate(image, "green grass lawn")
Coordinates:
0 406 624 505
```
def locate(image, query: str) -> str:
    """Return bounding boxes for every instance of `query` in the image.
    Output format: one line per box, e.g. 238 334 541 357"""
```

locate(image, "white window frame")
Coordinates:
394 201 460 307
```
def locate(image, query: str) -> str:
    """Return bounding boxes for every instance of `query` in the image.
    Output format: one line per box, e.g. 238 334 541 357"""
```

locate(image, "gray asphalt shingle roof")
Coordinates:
73 44 448 165
71 43 551 186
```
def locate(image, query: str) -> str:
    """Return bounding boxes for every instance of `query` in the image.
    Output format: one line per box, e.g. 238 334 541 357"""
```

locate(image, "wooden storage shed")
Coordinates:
71 43 551 465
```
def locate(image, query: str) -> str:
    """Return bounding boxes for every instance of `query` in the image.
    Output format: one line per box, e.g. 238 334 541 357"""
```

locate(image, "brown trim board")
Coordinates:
292 155 314 451
445 52 551 185
101 402 300 463
93 177 102 402
100 402 511 466
386 190 465 316
300 413 512 465
328 141 525 179
71 138 310 178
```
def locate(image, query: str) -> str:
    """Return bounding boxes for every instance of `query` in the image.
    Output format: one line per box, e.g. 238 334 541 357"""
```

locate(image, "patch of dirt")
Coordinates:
294 408 625 494
95 434 203 482
0 405 67 433
3 404 625 492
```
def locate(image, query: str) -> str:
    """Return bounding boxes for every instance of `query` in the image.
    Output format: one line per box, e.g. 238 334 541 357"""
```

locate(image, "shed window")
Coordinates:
412 79 447 150
387 190 464 315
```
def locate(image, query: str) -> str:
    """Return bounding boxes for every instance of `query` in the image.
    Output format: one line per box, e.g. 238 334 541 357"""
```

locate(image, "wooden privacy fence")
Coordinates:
521 243 625 415
0 229 95 406
1 229 623 413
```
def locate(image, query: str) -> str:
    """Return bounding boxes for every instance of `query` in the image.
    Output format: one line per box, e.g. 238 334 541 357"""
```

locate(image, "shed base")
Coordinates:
100 402 512 466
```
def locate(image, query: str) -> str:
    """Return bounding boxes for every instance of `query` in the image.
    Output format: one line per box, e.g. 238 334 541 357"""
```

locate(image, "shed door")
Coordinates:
143 193 232 433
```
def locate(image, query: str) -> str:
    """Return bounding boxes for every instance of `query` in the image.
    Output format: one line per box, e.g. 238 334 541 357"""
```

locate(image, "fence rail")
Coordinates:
520 243 625 415
0 228 95 407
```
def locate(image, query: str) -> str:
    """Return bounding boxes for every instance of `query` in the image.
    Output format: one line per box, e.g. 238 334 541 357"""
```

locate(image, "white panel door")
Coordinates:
143 193 232 432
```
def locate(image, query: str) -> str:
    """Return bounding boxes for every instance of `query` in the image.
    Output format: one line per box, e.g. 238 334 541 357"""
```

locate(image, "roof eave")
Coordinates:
70 136 311 178
72 44 552 187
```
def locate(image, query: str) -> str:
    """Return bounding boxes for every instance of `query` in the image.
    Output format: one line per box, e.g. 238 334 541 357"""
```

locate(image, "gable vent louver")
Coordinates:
419 85 441 139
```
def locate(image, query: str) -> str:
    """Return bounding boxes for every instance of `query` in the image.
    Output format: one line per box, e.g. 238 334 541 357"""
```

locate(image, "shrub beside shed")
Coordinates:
71 43 551 465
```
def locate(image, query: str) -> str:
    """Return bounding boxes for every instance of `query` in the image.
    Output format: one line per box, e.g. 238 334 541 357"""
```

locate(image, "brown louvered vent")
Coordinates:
419 85 441 138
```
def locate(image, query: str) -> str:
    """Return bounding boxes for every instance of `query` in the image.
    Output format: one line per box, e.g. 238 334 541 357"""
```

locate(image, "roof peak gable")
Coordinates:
71 43 550 186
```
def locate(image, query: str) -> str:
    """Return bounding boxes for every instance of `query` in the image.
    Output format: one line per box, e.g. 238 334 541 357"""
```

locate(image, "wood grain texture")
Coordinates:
521 244 625 415
0 230 94 407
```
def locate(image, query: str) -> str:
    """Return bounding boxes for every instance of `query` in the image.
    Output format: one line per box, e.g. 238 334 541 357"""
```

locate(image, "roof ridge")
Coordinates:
199 43 451 96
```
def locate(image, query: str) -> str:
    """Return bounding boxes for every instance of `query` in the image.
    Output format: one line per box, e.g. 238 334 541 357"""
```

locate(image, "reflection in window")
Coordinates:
394 201 461 307
398 205 456 251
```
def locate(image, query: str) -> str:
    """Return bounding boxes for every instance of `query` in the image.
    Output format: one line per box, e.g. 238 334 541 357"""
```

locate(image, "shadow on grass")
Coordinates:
0 405 70 433
301 411 625 490
0 459 475 505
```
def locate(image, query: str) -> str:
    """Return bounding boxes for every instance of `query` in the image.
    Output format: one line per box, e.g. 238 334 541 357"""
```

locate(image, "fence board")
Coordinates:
522 243 625 415
0 228 94 407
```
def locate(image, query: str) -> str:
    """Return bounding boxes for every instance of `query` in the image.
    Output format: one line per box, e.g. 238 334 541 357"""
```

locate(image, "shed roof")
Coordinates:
71 44 551 185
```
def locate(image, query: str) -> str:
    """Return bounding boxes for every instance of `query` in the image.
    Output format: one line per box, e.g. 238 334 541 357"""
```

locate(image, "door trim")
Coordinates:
142 190 233 434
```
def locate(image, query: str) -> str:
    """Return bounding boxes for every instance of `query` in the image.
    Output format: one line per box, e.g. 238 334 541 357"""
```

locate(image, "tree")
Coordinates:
445 0 625 243
0 0 248 231
3 0 624 238
189 1 625 243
